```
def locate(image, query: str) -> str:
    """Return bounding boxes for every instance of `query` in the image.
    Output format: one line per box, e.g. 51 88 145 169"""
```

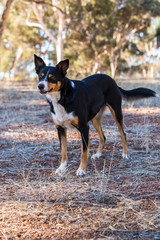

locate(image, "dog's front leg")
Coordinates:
77 125 89 176
55 126 67 175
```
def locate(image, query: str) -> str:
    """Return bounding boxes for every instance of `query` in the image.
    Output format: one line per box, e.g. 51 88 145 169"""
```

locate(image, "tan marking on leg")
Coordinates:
77 131 89 176
61 129 67 163
71 116 79 128
108 105 129 156
92 117 105 154
79 145 89 172
92 106 105 158
55 128 68 175
54 122 58 128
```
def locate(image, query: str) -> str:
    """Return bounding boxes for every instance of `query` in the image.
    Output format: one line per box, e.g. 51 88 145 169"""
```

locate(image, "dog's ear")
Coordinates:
56 59 69 75
34 54 46 74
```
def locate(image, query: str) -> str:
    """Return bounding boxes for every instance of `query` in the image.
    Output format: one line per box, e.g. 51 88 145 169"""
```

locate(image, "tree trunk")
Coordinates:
0 0 14 43
56 10 65 62
110 49 118 78
11 46 23 78
52 0 65 62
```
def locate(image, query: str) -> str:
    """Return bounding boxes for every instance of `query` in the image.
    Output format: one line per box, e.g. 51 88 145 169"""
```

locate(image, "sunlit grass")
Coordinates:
0 79 159 239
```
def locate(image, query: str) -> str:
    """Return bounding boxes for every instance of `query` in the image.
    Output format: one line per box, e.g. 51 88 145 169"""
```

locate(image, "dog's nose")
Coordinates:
38 83 45 90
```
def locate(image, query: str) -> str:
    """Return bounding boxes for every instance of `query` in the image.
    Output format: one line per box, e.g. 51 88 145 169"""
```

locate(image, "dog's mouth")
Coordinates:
40 90 47 95
39 88 53 95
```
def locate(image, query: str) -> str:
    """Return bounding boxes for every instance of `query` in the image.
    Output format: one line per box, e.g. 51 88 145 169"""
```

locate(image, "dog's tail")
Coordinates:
118 87 158 101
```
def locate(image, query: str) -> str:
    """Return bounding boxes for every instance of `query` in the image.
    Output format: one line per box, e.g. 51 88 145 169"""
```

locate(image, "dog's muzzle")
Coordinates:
38 83 53 94
38 83 46 94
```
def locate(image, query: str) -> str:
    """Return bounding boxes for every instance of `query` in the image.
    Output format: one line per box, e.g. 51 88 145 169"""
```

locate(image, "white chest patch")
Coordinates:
46 93 75 128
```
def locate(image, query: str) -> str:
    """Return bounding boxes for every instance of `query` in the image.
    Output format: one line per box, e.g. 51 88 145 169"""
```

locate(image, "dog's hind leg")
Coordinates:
91 106 106 160
107 103 129 159
55 126 68 174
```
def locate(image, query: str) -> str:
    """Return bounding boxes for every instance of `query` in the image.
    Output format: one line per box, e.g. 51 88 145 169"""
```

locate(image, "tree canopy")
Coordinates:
0 0 160 80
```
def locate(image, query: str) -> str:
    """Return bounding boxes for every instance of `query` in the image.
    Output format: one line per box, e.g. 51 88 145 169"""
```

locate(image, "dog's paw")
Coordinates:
122 153 130 159
91 152 102 160
55 161 67 175
76 167 86 176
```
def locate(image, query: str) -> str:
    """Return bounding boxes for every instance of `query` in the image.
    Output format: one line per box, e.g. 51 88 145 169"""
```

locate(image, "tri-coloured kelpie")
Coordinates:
34 55 157 176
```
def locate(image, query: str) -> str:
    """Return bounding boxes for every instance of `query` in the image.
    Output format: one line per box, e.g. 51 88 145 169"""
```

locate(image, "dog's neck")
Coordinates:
46 91 60 103
46 77 74 105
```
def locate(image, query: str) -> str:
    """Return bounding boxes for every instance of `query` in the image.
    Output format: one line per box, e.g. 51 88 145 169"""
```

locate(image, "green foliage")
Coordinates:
0 0 160 80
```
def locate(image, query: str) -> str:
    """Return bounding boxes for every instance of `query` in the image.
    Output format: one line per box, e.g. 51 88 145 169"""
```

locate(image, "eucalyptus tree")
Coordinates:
1 0 160 79
0 0 14 43
66 0 160 78
25 0 69 62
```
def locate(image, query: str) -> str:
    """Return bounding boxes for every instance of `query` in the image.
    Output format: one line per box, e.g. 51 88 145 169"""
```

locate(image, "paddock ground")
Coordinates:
0 79 160 239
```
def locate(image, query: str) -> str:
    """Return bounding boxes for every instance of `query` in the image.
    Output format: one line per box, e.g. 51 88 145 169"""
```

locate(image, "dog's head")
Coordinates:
34 55 69 95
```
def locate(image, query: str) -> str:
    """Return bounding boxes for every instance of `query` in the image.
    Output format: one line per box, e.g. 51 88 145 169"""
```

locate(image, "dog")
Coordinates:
34 54 157 176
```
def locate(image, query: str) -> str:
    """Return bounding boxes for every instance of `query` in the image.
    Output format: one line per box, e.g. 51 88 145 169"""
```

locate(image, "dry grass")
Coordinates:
0 79 160 239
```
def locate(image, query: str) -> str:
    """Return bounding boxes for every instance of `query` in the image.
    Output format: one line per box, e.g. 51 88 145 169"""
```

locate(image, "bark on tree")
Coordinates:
56 10 65 62
11 46 23 78
0 0 14 43
110 49 119 79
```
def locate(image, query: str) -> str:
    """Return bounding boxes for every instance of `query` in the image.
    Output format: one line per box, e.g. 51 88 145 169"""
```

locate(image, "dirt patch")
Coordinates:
0 80 160 239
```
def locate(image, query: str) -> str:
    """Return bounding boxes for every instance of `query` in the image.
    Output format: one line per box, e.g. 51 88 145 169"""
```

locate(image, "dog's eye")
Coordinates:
40 73 44 78
48 74 56 80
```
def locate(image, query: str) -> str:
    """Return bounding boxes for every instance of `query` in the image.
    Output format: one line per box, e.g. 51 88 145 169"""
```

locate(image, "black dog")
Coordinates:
34 55 157 176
